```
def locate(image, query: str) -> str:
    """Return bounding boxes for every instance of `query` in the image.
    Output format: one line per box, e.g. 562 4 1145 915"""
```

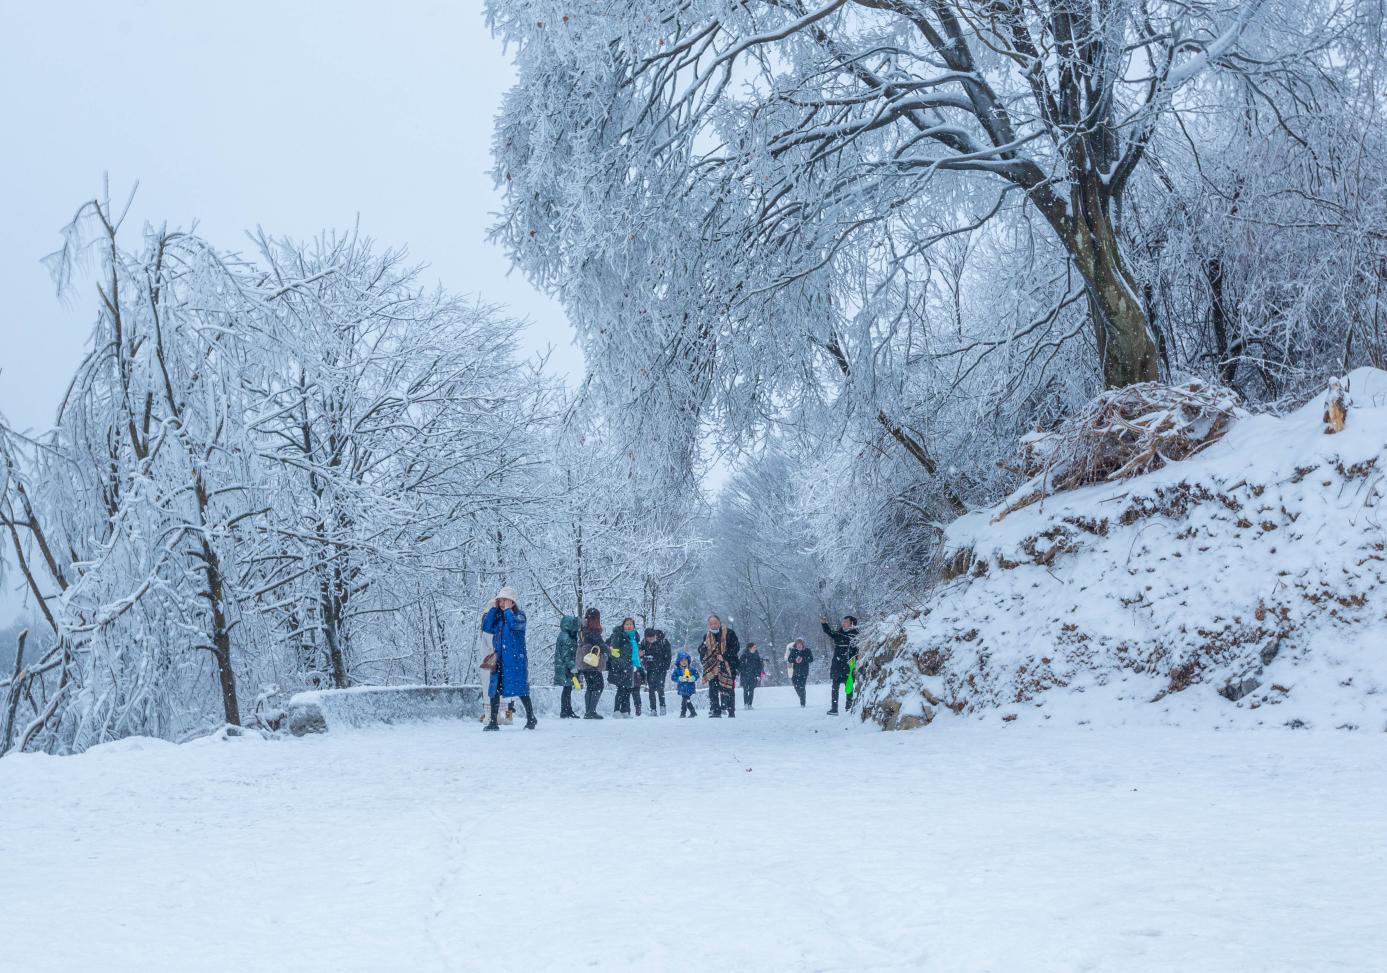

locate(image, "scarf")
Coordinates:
702 630 734 689
626 629 641 668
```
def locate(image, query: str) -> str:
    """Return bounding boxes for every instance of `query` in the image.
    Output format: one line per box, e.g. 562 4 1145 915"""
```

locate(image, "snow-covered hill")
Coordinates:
861 369 1387 732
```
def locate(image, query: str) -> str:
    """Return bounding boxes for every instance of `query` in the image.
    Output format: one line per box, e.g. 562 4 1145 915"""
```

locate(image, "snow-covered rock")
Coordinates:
286 685 485 734
284 684 568 734
861 369 1387 732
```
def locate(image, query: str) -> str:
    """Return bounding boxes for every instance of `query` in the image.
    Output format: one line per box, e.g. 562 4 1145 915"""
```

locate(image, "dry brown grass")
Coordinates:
997 380 1243 521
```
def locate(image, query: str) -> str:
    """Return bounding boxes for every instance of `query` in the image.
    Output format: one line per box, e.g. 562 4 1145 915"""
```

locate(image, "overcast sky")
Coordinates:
0 0 576 622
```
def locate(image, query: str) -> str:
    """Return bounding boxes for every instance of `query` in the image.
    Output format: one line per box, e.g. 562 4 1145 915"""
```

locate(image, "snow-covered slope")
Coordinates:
861 369 1387 732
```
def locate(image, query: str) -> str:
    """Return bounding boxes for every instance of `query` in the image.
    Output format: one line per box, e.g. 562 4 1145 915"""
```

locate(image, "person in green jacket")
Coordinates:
555 615 580 719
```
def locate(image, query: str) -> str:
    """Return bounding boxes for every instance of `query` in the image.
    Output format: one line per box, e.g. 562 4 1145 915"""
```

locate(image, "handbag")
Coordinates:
582 649 600 668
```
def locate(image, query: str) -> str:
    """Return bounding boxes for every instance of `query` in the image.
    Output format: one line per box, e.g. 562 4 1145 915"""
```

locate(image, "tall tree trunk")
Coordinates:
0 629 28 757
1063 198 1160 389
1206 257 1239 386
201 539 240 726
321 581 348 689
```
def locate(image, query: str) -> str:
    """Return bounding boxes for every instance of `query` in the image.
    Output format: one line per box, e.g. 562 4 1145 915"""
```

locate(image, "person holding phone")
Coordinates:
821 613 860 715
481 587 535 730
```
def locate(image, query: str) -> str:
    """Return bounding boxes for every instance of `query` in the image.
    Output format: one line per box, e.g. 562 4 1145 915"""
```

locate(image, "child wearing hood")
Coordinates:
670 651 701 718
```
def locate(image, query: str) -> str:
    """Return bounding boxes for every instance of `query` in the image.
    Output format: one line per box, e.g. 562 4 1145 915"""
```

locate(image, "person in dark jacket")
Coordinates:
642 628 673 716
821 614 860 715
739 642 765 709
575 608 607 719
785 637 813 707
480 587 536 730
555 615 580 718
699 614 740 717
670 650 700 717
607 617 641 718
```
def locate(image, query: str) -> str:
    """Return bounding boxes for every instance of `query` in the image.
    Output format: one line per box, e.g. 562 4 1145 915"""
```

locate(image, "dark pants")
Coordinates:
709 683 735 716
560 671 576 716
490 694 534 724
679 695 696 717
646 678 666 712
615 687 634 714
582 671 604 716
831 673 853 711
742 683 757 706
632 680 643 716
792 674 807 706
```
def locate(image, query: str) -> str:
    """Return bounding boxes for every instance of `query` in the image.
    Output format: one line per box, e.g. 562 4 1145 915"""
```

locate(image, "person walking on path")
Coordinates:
739 642 765 709
607 617 641 717
642 628 672 716
480 587 536 730
670 651 701 717
699 614 740 718
575 608 607 719
555 615 581 718
821 614 860 715
785 637 813 707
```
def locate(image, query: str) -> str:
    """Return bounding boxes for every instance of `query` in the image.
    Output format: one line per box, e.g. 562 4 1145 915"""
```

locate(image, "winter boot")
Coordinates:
483 721 500 731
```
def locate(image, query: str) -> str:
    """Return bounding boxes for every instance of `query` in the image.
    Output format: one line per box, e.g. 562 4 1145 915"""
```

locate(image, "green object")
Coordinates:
845 657 857 696
554 615 580 685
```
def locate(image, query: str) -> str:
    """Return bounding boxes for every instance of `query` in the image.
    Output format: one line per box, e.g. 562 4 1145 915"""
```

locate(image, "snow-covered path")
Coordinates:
2 686 1383 973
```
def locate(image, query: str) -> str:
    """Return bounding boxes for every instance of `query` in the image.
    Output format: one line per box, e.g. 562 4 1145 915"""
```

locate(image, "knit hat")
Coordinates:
496 586 521 605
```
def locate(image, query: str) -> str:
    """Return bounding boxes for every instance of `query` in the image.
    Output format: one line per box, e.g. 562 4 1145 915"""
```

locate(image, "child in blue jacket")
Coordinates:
670 651 701 718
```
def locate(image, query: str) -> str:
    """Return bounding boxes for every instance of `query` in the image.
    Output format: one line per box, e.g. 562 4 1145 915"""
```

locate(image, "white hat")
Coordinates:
496 586 521 605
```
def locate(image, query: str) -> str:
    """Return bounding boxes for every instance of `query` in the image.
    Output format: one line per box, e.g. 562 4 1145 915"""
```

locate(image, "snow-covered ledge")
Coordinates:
285 684 567 735
286 685 484 735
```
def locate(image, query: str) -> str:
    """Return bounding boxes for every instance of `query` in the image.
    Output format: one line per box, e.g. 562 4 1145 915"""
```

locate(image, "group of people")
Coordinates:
479 586 861 731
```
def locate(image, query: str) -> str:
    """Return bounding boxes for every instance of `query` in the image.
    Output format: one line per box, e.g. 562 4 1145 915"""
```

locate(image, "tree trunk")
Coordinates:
1206 257 1238 386
1063 205 1159 389
0 629 28 756
1059 177 1159 390
322 583 348 689
202 542 241 726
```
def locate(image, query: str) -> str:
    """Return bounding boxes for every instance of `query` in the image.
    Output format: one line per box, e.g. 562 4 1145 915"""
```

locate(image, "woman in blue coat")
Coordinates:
481 586 536 730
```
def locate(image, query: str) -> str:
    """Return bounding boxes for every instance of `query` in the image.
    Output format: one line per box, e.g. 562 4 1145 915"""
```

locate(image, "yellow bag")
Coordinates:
582 651 600 668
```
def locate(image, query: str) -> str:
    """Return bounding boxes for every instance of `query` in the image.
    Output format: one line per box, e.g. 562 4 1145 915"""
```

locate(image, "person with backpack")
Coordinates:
575 608 607 719
670 650 701 717
821 613 860 715
480 587 536 730
642 628 673 716
607 616 641 718
699 614 740 718
555 614 581 719
785 637 813 707
739 642 765 709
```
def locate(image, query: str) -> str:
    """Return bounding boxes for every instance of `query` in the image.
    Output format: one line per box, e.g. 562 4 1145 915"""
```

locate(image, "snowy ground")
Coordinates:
2 685 1383 973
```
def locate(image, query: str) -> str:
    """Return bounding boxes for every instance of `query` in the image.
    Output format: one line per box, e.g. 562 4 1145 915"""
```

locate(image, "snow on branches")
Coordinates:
0 189 555 754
